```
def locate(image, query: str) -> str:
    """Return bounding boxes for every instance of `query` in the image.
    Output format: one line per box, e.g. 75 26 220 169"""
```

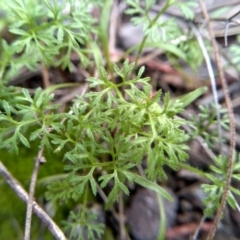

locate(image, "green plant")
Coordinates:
230 35 240 72
0 0 98 81
62 208 105 240
0 59 188 199
0 0 238 240
124 0 198 65
202 154 240 217
189 103 229 148
0 59 193 239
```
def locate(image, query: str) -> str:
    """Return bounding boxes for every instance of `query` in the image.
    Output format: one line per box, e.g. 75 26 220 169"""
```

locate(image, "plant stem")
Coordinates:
119 191 126 240
24 148 44 240
148 112 157 137
178 163 208 178
134 0 171 66
0 161 66 240
80 183 89 224
99 0 114 78
198 0 236 239
157 194 166 240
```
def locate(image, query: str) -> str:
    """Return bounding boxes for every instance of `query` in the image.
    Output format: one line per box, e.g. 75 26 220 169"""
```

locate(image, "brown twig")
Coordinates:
96 183 131 240
24 148 45 240
192 215 207 240
0 161 66 240
166 221 214 239
119 192 126 240
198 0 236 239
96 183 119 221
41 62 50 89
109 1 118 57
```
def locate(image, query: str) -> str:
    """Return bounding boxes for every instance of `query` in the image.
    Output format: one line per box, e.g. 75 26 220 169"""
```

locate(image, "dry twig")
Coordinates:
198 0 236 239
190 23 222 149
119 192 126 240
41 62 50 89
0 161 66 240
24 148 45 240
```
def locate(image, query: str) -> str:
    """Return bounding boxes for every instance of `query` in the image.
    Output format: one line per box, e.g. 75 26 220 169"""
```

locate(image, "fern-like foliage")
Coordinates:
125 0 202 70
230 35 240 72
0 0 99 81
47 59 188 206
125 0 180 42
0 59 189 208
189 103 229 148
202 153 240 217
0 88 62 153
62 208 105 240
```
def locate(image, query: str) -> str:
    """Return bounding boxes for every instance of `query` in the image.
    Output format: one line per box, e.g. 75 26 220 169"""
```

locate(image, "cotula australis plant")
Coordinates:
0 0 238 240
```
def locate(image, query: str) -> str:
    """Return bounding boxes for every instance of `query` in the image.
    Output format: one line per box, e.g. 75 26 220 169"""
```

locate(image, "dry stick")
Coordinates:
24 67 69 239
96 183 132 240
41 62 50 89
119 192 126 240
24 76 88 239
198 1 236 240
24 148 44 240
0 161 67 240
192 216 207 240
190 23 222 150
224 10 240 47
109 0 118 55
96 183 119 221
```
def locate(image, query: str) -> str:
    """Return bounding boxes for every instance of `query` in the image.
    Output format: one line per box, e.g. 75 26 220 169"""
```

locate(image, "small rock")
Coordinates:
126 188 178 240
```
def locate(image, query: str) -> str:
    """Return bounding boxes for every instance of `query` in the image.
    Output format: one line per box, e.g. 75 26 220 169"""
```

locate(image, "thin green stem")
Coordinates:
148 112 157 137
197 119 215 136
6 118 43 127
116 77 150 87
114 87 125 101
178 163 208 178
99 0 114 78
80 183 89 224
0 63 7 80
68 160 126 171
135 0 172 66
157 194 166 240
